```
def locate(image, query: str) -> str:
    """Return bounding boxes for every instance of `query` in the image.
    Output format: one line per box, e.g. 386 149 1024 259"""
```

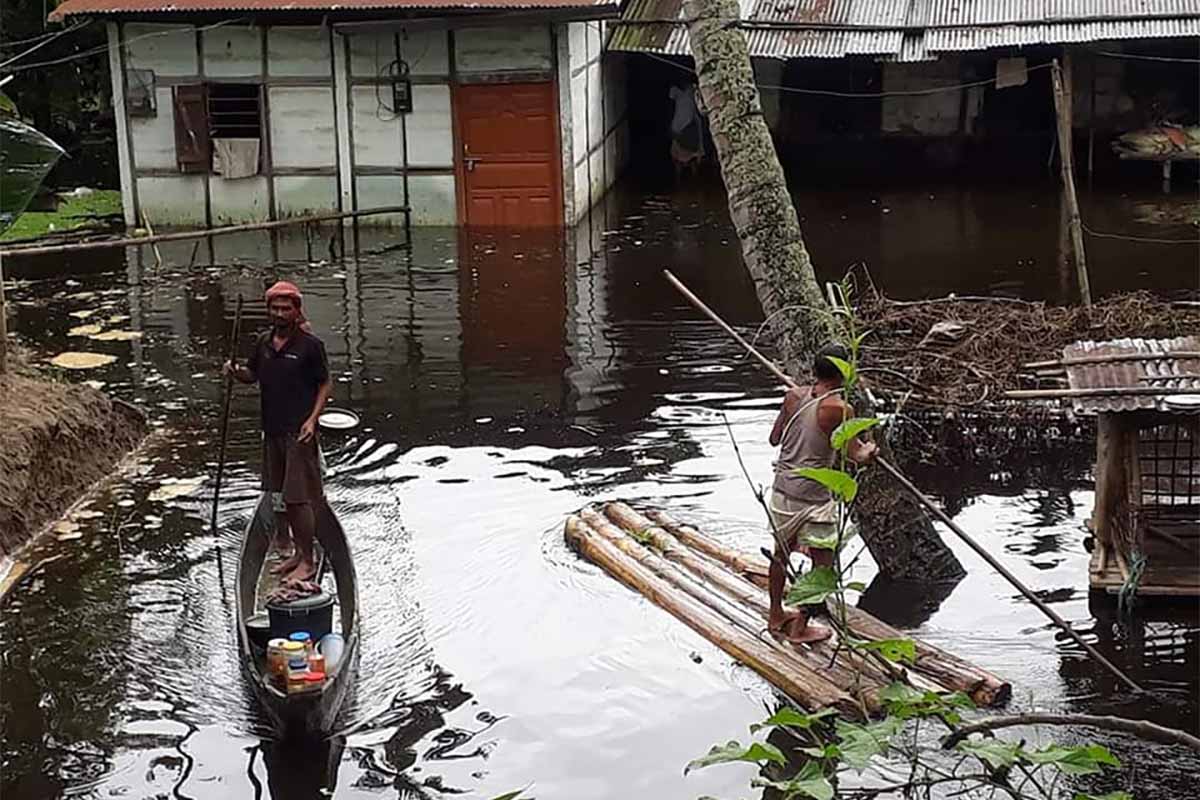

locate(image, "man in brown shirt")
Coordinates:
225 281 332 582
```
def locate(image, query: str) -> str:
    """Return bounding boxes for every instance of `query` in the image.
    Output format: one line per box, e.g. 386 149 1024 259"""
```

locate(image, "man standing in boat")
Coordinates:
768 343 877 644
225 281 332 582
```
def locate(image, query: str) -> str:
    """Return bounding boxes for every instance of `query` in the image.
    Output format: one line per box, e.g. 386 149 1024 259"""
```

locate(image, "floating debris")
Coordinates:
68 309 97 319
107 314 130 324
148 475 206 503
73 510 104 521
88 330 143 342
49 352 117 370
53 520 82 541
68 324 104 337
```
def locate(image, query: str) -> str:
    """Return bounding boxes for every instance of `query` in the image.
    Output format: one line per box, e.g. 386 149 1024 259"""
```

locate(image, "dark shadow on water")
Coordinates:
857 575 960 630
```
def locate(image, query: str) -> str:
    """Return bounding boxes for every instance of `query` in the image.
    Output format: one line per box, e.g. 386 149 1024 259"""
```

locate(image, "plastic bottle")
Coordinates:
288 630 314 658
317 633 344 671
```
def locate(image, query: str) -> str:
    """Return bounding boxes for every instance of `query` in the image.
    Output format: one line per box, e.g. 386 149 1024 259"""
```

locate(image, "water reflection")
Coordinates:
2 178 1197 799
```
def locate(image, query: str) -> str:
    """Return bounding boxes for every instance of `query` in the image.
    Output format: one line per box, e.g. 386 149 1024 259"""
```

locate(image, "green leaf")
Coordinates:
878 683 974 720
845 581 867 592
792 467 858 503
0 92 17 117
750 707 836 734
489 789 534 800
785 567 839 606
1028 744 1121 776
800 744 842 760
1074 793 1132 800
753 762 834 800
957 739 1025 770
830 417 880 452
835 718 902 771
856 638 916 665
826 355 856 386
685 740 786 774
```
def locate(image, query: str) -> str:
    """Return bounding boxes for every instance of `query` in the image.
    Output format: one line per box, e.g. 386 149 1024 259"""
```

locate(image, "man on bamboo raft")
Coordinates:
768 343 877 644
224 281 332 583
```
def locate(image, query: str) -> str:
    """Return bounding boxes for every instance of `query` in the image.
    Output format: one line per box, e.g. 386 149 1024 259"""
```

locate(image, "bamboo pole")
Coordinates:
643 508 1011 707
1005 387 1200 400
1051 56 1092 308
0 205 410 259
1023 352 1200 369
565 515 861 716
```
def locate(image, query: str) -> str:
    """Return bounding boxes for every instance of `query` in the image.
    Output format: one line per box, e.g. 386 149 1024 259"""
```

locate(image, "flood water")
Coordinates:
2 178 1198 800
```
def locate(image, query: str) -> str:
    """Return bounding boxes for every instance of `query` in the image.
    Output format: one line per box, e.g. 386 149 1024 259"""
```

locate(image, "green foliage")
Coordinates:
792 467 858 503
830 417 879 452
1075 793 1132 800
685 740 786 775
802 526 854 552
489 791 534 800
878 683 973 723
825 356 856 388
855 638 916 665
844 581 867 592
750 707 836 734
957 738 1025 770
1027 744 1121 776
0 189 122 242
753 762 834 800
785 566 839 606
0 92 16 117
834 718 902 771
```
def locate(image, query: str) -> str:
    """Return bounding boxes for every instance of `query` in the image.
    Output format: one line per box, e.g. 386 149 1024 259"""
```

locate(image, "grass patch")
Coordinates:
1 190 123 242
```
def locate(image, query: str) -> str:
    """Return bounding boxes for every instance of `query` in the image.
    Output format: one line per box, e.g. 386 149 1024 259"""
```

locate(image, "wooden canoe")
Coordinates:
235 495 359 738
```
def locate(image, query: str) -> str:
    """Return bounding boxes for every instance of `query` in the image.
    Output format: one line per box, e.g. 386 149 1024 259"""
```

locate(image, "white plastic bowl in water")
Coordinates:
318 408 360 430
1163 394 1200 411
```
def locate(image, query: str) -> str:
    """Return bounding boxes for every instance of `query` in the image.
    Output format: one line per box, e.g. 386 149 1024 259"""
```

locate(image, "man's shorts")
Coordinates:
767 491 837 553
263 433 324 511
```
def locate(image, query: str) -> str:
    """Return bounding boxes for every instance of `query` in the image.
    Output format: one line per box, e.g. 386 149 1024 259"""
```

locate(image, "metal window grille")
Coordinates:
1137 418 1199 514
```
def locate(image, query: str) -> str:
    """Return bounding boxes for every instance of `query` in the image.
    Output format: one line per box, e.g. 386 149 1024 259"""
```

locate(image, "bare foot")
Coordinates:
770 613 831 645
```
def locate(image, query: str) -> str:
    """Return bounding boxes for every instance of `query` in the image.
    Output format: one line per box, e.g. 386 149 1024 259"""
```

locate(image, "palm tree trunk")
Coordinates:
683 0 965 582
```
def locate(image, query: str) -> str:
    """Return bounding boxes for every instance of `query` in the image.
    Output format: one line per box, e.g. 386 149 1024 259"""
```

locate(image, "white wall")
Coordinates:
559 21 628 226
117 18 626 228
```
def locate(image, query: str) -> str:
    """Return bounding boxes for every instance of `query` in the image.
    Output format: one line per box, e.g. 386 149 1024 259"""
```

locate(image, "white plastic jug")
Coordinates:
317 633 345 672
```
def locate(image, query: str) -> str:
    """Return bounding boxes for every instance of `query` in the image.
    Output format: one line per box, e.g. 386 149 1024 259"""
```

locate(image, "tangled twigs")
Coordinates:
852 287 1200 409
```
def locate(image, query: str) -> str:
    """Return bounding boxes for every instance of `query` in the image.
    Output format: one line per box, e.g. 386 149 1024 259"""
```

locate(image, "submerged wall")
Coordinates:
109 19 627 228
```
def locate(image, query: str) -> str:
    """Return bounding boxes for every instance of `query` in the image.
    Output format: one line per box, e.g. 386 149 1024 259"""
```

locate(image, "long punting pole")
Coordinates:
211 294 244 598
662 269 1144 693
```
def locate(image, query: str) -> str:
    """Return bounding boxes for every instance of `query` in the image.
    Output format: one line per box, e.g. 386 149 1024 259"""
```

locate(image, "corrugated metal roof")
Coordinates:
926 15 1200 49
609 0 1200 59
51 0 616 19
1062 336 1200 415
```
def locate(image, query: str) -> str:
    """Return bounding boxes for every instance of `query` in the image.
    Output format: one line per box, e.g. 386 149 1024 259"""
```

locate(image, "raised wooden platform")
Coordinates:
1090 518 1200 598
565 502 1010 719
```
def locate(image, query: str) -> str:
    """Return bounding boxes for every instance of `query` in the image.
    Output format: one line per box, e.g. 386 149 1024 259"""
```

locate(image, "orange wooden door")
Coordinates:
455 82 562 228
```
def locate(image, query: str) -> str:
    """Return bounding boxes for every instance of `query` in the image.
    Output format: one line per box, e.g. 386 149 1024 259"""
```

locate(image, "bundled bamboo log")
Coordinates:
579 508 882 714
641 507 1011 707
600 505 897 695
564 515 862 717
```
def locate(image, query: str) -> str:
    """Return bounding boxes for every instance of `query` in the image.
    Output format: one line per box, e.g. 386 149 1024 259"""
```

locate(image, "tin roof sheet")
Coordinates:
609 0 1200 58
1062 336 1200 415
51 0 617 19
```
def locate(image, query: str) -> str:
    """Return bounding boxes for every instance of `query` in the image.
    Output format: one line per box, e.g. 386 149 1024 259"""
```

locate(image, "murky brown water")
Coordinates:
2 179 1197 799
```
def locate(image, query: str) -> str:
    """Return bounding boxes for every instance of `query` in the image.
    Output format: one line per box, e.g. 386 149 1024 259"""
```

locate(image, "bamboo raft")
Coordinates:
565 503 1010 719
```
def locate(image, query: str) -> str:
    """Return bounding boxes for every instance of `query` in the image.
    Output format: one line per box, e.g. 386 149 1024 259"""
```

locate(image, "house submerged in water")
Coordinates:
50 0 1200 229
49 0 631 229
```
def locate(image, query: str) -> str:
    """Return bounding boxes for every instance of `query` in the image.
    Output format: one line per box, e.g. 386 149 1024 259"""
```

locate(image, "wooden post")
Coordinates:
0 254 7 375
1051 56 1092 308
1162 159 1173 194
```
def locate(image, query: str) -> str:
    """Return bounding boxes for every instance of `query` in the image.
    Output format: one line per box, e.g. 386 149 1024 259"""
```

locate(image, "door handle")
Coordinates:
465 157 478 172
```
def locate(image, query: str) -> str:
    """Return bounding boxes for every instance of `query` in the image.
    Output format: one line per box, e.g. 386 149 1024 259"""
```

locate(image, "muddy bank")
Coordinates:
0 373 146 559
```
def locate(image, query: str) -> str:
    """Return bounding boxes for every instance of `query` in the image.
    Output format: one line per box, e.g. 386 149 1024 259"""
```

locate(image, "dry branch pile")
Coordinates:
853 289 1200 410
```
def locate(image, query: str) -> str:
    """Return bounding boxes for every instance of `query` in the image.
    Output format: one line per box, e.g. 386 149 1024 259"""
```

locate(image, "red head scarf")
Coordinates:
265 280 311 332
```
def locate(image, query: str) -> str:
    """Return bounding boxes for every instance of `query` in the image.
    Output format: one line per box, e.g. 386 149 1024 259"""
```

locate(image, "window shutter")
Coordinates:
173 84 210 173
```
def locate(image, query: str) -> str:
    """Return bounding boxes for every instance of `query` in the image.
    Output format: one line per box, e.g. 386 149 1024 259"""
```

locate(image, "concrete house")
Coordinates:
50 0 630 229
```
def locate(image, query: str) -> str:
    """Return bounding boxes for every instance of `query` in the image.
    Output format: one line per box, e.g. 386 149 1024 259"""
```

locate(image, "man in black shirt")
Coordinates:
225 281 332 582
